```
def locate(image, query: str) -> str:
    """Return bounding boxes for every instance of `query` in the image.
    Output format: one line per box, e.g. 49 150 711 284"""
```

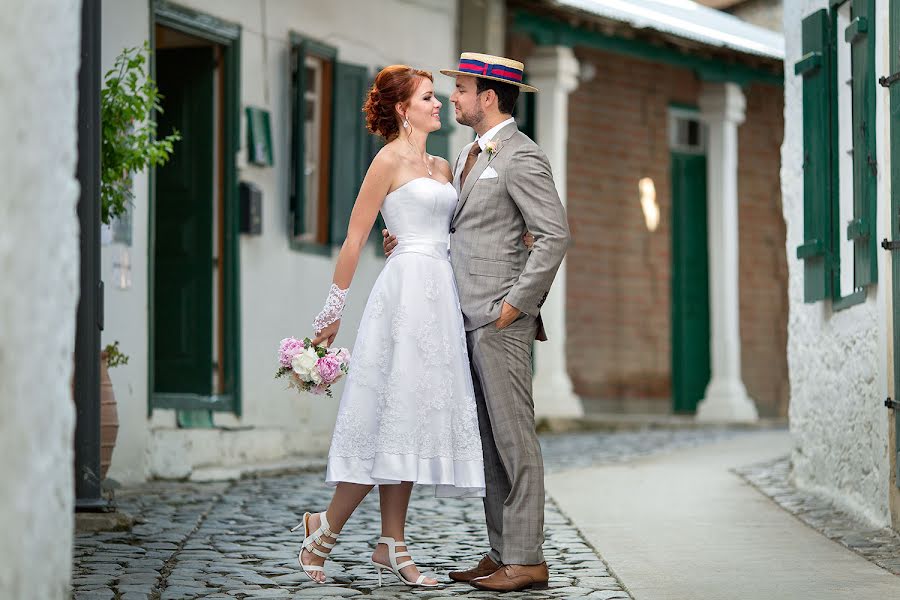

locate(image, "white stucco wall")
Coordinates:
100 0 153 484
0 0 82 596
782 0 892 526
102 0 465 482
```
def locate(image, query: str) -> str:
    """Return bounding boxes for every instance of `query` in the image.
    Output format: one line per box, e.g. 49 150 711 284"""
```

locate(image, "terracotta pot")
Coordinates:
99 351 119 480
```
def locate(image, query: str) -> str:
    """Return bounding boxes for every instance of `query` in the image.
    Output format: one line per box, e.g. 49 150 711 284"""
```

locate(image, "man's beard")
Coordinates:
456 105 485 129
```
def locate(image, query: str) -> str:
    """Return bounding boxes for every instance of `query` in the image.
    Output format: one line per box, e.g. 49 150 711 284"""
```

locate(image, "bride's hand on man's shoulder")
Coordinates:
382 229 398 257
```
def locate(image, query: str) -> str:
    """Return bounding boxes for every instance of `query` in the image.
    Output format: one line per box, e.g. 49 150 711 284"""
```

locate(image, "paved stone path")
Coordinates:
737 456 900 576
73 475 627 600
71 428 757 600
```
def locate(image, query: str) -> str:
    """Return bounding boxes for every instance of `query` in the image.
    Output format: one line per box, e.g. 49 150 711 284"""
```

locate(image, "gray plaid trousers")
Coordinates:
466 314 545 565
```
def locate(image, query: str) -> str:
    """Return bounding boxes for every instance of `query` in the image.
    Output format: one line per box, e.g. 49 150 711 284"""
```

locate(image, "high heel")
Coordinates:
371 536 440 587
291 511 339 583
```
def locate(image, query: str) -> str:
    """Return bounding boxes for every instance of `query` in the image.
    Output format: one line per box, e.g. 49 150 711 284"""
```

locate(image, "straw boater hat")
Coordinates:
440 52 539 93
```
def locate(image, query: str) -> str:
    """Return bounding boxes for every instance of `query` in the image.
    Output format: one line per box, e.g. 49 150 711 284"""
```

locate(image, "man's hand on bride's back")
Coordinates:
523 231 534 250
382 229 398 257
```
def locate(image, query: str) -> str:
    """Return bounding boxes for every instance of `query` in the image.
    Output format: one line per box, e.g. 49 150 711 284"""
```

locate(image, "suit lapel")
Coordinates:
453 122 518 221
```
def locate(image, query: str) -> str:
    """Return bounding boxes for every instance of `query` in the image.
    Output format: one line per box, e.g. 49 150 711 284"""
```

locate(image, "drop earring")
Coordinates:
403 119 409 129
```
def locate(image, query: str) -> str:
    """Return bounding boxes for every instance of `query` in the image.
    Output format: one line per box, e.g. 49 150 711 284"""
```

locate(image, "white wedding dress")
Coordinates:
325 177 486 497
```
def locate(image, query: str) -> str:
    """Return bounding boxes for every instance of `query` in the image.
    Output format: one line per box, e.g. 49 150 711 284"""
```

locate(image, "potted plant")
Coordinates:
99 341 128 479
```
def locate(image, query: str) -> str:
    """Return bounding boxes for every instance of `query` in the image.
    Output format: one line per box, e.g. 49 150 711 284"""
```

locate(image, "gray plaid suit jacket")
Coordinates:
449 122 571 340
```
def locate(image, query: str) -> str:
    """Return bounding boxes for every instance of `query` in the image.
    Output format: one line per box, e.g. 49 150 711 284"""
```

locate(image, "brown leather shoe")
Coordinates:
470 562 550 592
448 554 502 583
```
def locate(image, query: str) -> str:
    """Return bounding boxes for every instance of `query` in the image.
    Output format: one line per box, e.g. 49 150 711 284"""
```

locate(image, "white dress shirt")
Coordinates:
476 117 516 151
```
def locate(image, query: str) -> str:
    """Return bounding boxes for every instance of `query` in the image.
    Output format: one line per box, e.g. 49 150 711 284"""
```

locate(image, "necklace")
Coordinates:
422 152 432 176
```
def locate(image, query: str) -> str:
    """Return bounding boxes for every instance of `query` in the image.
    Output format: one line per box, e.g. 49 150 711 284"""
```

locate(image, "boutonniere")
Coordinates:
484 139 501 159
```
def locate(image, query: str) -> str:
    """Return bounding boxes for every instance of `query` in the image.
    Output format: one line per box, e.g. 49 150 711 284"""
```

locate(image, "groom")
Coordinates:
384 52 570 592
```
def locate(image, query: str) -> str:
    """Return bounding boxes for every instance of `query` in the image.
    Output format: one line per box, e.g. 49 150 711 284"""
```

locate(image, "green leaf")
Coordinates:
100 43 181 225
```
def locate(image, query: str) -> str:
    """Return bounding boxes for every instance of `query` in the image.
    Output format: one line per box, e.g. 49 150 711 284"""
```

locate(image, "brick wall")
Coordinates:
508 36 788 417
736 81 790 417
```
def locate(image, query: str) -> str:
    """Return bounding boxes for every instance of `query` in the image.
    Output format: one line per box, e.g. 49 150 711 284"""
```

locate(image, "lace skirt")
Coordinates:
325 247 486 498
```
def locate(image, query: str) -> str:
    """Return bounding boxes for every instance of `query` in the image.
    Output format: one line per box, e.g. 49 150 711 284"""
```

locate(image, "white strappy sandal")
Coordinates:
371 536 440 587
290 511 339 583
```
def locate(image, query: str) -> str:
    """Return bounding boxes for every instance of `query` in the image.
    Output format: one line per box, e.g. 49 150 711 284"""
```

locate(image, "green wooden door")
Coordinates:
889 0 900 487
153 48 214 396
671 153 711 413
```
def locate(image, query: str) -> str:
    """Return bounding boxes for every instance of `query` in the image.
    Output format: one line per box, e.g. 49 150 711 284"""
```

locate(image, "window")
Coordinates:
795 0 877 308
302 55 326 238
289 34 371 252
290 37 335 248
669 109 707 155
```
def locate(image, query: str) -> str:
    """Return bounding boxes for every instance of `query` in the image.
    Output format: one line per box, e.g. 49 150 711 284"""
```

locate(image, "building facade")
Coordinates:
101 0 469 482
783 0 899 529
506 0 789 419
699 0 784 32
99 0 794 484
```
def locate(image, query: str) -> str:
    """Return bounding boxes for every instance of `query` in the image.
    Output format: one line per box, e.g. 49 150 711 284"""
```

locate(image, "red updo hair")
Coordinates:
363 65 433 141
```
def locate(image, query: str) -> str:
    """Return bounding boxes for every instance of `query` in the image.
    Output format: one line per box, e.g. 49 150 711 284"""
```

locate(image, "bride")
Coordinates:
296 65 484 587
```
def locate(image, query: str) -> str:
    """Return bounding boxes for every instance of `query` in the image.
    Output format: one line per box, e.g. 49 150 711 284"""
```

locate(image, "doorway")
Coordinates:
670 109 711 414
149 7 241 418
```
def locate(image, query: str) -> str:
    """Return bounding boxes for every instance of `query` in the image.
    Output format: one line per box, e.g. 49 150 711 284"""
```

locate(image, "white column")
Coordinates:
696 82 759 422
527 46 583 419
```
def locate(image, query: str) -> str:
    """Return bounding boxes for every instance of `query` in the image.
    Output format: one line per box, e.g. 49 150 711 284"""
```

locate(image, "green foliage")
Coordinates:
101 42 181 225
103 340 130 369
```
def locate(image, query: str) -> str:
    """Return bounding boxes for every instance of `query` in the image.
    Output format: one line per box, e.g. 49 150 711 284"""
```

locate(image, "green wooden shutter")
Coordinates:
330 62 369 245
795 9 834 302
371 133 387 246
845 0 878 287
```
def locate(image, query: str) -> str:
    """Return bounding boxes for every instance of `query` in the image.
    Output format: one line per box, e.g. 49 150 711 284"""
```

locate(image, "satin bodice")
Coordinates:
381 177 456 261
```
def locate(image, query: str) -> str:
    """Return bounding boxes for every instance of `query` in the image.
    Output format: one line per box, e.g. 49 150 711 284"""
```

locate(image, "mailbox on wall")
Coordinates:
246 106 274 166
239 181 262 235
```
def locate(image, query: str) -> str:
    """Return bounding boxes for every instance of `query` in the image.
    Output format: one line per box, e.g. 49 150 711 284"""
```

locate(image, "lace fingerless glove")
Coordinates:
313 283 349 335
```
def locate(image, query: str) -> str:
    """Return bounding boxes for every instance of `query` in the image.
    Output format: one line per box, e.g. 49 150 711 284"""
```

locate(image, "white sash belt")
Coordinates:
388 238 450 262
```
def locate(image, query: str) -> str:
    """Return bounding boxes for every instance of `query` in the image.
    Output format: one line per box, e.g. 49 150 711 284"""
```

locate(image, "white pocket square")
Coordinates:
479 166 498 179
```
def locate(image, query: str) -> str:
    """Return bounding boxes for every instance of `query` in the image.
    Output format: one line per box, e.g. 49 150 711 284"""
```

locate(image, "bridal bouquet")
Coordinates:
275 337 350 397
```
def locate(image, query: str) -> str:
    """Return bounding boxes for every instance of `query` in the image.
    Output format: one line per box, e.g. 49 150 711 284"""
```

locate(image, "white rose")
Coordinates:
291 348 318 381
309 366 323 385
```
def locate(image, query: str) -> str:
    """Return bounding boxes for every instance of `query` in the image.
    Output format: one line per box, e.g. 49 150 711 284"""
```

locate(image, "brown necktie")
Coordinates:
459 143 482 188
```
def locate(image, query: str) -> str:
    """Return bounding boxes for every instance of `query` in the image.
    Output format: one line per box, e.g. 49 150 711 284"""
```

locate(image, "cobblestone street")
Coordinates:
74 428 752 600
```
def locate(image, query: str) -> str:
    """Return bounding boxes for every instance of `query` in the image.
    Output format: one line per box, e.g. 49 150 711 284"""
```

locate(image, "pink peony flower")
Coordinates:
278 337 305 368
334 348 351 364
316 354 342 385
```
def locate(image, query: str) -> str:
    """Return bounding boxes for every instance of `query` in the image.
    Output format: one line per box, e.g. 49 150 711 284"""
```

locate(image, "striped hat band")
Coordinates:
457 58 523 83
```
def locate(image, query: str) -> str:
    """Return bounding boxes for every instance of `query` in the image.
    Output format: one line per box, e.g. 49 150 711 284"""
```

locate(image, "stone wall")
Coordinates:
0 0 82 596
782 0 892 526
